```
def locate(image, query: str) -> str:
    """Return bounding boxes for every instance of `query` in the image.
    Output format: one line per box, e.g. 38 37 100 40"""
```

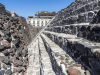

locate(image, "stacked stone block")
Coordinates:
43 26 100 75
50 0 100 26
40 33 90 75
46 24 100 43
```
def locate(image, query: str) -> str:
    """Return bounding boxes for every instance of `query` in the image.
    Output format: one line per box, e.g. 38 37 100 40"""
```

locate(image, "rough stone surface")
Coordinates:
0 3 36 75
1 0 100 75
68 68 79 75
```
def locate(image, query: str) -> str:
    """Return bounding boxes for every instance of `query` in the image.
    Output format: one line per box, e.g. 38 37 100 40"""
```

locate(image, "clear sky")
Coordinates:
0 0 75 19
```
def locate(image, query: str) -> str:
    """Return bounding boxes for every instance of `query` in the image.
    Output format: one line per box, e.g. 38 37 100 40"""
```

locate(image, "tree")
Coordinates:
36 11 39 14
41 11 48 13
52 11 56 13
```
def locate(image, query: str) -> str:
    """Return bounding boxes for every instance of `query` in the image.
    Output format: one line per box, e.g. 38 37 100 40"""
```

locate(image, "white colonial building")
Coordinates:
27 17 51 27
27 12 56 27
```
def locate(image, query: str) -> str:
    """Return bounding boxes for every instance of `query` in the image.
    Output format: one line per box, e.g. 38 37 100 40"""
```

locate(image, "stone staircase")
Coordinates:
27 39 40 75
26 0 100 75
26 32 92 75
38 36 55 75
27 23 100 75
26 36 55 75
42 24 100 75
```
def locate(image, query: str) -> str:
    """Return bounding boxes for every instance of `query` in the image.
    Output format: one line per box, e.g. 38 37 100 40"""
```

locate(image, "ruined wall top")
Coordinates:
0 3 5 8
0 3 11 16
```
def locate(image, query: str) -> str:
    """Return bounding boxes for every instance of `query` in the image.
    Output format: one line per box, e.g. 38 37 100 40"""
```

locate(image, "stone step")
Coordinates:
43 30 79 52
43 30 100 59
41 33 68 75
46 24 100 43
41 33 95 75
43 31 77 39
43 30 100 75
38 36 55 75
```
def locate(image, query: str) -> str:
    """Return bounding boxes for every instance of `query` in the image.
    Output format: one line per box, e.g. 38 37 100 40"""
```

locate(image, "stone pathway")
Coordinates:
26 36 55 75
26 39 40 75
26 33 89 75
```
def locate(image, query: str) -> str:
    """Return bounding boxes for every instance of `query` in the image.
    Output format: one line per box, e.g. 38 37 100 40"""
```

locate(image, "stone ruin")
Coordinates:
28 0 100 75
1 0 100 75
0 3 11 16
0 3 34 75
0 3 45 75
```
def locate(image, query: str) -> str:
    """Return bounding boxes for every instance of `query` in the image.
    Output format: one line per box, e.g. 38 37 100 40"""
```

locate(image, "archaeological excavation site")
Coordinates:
0 0 100 75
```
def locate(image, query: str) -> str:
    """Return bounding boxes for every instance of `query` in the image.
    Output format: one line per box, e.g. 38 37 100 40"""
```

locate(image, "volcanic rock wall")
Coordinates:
50 0 100 26
0 3 11 16
0 3 33 75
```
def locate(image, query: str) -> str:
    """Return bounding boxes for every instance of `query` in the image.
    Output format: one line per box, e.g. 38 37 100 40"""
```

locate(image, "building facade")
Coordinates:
27 17 51 27
27 12 57 27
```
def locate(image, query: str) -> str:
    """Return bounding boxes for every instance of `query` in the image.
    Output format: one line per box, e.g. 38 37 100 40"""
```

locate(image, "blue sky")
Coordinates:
0 0 74 19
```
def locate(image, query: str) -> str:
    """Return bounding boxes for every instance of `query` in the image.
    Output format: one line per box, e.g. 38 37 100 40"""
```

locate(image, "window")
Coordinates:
33 21 35 24
41 21 43 24
29 21 30 24
37 21 39 24
45 21 47 24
